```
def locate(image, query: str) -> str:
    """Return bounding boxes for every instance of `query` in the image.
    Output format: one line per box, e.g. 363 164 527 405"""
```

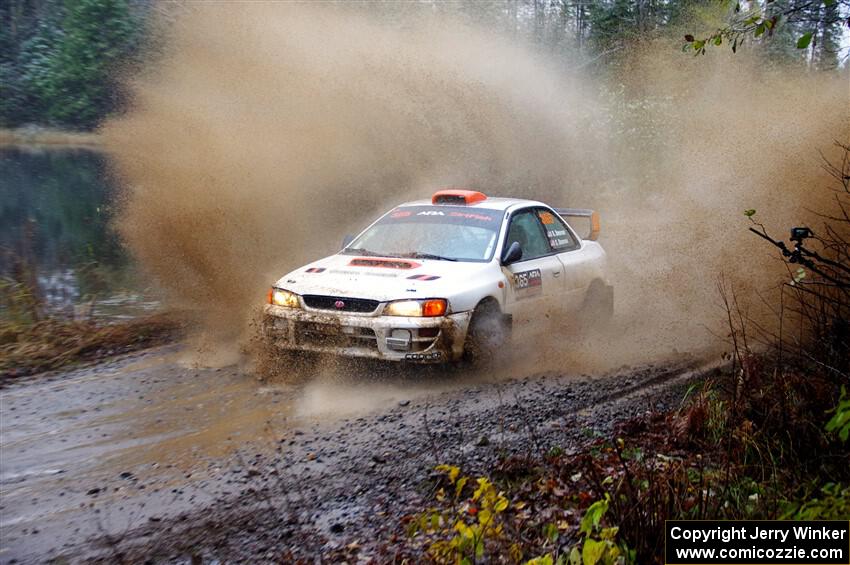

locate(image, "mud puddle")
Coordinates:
0 347 487 563
0 346 281 562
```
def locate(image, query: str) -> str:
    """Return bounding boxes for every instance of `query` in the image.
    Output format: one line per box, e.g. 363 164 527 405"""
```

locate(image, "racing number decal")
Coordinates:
513 268 543 298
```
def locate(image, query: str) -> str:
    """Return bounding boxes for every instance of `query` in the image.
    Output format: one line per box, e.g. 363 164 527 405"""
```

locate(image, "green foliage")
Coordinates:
412 465 510 564
583 0 692 60
579 497 609 536
493 493 633 565
795 31 813 49
19 20 65 124
526 555 557 565
782 483 850 520
43 0 138 128
0 0 142 130
682 0 846 68
825 387 850 443
0 14 65 127
569 495 634 565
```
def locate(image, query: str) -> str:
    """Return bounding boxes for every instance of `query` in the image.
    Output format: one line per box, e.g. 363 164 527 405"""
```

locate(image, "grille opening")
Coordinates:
295 323 378 350
302 295 379 313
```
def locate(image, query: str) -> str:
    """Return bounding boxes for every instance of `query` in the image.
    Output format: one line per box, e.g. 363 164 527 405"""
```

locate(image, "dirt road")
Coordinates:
0 346 716 563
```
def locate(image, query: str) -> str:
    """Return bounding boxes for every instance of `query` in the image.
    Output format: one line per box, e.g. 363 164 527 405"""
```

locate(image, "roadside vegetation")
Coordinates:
0 261 180 382
0 310 179 381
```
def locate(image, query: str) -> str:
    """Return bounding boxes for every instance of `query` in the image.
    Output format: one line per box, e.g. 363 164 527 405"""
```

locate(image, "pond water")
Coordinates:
0 146 157 320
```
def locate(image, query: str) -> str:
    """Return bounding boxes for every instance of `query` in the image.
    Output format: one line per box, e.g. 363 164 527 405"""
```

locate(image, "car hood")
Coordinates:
274 253 492 303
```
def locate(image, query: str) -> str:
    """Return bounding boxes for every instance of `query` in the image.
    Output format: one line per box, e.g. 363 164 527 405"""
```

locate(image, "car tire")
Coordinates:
463 299 510 367
580 280 614 327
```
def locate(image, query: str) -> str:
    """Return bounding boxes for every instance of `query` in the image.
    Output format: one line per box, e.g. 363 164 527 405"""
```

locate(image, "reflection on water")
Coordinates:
0 146 156 319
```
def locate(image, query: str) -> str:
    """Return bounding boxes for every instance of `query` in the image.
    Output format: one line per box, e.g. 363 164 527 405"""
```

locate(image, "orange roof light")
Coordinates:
431 189 487 205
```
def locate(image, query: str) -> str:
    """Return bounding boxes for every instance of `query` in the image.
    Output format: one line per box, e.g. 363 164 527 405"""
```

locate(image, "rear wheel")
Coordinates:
463 299 510 367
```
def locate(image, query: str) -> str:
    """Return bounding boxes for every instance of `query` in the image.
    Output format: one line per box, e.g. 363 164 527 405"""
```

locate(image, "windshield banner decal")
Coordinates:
381 205 500 227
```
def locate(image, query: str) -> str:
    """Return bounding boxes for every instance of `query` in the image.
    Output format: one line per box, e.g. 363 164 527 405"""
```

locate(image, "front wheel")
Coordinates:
463 300 511 367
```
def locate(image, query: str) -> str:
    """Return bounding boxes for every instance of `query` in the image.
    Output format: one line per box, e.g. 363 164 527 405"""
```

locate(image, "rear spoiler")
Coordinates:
554 208 600 241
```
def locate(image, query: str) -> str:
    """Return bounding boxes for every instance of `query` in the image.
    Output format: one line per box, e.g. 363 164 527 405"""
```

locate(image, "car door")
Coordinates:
501 208 565 321
537 208 595 311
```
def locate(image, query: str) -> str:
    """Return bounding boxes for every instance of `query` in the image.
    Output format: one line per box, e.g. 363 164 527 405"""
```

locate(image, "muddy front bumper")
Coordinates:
262 304 472 363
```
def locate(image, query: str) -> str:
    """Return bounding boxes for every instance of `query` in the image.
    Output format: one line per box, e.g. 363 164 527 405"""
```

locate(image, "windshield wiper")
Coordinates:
401 252 458 262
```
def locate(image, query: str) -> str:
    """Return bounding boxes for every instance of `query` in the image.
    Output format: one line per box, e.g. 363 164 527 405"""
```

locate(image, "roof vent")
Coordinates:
431 189 487 205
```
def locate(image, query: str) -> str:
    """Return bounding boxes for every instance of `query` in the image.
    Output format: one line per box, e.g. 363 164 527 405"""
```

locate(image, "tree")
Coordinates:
40 0 139 129
0 0 142 130
683 0 850 69
583 0 692 62
0 0 64 127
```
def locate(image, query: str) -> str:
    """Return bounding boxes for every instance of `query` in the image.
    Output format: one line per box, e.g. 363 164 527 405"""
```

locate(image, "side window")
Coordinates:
505 210 551 260
537 209 578 252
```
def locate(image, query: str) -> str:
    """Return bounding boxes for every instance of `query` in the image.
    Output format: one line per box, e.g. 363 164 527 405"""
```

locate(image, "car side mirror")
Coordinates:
501 241 522 265
341 234 354 249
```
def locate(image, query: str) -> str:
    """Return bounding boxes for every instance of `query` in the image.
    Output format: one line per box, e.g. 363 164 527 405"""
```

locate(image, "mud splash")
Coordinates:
102 4 849 372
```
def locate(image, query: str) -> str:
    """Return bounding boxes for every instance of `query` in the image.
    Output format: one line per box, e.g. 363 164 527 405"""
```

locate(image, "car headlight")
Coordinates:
267 288 300 308
384 299 447 317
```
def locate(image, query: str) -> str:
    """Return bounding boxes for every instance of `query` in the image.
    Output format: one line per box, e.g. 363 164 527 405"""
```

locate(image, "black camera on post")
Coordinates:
790 227 812 244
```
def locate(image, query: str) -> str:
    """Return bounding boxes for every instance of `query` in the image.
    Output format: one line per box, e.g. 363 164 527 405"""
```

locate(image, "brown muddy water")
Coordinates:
1 348 255 561
0 342 490 563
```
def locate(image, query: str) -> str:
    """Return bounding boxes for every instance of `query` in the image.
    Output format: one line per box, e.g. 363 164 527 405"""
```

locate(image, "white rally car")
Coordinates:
263 190 612 364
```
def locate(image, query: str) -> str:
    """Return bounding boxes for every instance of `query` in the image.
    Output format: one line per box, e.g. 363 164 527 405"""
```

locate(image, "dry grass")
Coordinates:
0 312 181 382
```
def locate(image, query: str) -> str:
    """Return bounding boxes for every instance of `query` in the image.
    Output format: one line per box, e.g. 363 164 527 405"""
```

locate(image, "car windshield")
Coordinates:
343 205 502 262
